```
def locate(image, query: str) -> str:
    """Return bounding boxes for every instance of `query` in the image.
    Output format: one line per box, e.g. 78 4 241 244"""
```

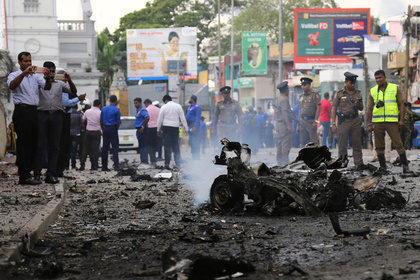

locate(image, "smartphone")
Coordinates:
31 66 46 73
55 74 66 81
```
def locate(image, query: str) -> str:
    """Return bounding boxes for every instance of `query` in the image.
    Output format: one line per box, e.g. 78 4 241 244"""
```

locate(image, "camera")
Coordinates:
375 101 384 108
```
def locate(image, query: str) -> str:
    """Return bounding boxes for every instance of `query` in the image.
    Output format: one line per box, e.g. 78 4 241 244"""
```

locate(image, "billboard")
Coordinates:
242 32 267 75
294 8 370 70
126 27 198 80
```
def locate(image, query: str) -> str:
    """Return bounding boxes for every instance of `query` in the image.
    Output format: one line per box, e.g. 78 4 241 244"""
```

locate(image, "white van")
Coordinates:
118 116 138 151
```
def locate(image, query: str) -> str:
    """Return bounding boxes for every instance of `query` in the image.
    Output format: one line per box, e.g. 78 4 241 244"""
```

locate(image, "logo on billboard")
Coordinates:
352 22 364 30
319 22 329 30
181 27 197 36
308 32 319 46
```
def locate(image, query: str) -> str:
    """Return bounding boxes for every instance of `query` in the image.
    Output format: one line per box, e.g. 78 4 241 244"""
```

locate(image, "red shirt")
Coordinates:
319 99 332 122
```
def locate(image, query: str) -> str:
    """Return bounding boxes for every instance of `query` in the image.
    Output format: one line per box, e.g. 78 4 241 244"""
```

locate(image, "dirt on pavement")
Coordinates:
4 150 420 280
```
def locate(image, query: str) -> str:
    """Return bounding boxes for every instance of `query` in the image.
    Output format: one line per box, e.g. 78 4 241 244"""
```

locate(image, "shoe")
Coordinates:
56 173 64 178
102 167 111 171
79 166 85 171
45 176 59 184
370 157 378 163
138 163 151 169
355 164 368 171
33 175 42 184
164 165 170 170
18 177 41 185
91 168 98 171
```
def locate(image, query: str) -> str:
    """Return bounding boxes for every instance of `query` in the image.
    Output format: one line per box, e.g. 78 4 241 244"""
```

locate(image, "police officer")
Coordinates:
331 72 365 168
366 70 414 174
297 77 321 146
186 94 202 159
212 86 242 142
275 81 298 166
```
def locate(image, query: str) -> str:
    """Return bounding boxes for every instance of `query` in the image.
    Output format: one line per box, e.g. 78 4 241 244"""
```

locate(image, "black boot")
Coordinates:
400 153 414 174
377 154 388 175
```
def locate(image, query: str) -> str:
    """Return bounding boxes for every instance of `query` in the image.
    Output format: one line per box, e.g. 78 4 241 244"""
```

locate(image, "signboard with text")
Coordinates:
294 8 370 69
126 27 197 80
242 31 267 75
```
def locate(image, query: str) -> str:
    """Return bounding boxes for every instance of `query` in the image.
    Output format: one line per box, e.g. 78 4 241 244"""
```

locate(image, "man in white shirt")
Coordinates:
80 99 102 171
157 95 188 169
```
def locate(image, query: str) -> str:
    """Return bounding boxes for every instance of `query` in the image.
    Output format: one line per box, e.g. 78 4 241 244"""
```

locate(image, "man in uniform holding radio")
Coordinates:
366 70 414 174
331 72 365 169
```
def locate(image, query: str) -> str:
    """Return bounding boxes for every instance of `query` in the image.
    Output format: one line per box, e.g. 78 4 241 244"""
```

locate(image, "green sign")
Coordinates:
242 32 267 75
297 19 332 56
239 78 253 88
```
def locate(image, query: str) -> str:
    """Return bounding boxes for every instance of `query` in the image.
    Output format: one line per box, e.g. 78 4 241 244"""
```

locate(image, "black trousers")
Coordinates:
147 127 158 164
33 111 63 176
81 130 101 169
162 126 181 167
56 113 71 175
12 105 38 179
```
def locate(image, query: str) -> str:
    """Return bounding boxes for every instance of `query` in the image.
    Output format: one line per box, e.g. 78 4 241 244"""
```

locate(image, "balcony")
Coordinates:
58 21 86 32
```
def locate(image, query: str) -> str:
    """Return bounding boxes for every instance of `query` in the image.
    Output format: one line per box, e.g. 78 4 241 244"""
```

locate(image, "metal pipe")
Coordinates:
218 0 221 93
4 0 8 49
278 0 283 98
231 0 234 91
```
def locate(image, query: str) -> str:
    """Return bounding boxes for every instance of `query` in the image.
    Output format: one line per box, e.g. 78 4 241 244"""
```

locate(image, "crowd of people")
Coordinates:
8 51 419 185
275 70 419 175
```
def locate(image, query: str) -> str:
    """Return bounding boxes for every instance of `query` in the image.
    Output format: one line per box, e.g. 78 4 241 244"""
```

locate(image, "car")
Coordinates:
118 116 138 151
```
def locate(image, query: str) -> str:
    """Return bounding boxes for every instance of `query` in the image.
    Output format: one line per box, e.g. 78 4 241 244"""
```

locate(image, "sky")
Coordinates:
56 0 415 33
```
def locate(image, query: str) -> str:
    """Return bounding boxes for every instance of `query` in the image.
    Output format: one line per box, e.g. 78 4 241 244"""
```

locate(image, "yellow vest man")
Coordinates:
366 70 413 174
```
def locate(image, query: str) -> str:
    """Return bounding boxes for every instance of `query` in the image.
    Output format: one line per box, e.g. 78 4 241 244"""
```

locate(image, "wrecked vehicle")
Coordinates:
210 139 386 216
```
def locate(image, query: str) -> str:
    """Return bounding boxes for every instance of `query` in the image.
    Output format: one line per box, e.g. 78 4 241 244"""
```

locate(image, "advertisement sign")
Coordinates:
239 77 253 88
294 9 370 69
242 32 267 75
127 27 197 80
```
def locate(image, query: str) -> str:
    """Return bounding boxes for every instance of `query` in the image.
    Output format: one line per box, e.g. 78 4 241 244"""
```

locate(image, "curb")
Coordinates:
0 180 67 277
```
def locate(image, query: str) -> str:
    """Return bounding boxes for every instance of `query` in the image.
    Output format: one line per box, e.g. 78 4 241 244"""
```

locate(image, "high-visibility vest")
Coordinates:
370 83 399 123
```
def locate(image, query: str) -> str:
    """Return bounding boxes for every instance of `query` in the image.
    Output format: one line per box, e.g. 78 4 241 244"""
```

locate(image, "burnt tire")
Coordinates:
210 175 243 210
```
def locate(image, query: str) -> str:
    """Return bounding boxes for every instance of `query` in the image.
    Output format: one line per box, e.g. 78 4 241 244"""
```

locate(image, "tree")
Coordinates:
97 28 127 103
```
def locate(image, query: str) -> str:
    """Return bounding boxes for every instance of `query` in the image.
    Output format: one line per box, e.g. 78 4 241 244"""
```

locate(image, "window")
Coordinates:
24 0 39 13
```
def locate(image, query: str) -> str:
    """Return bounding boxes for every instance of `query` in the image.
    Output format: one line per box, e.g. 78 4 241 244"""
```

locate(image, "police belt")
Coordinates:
342 114 358 120
38 110 62 115
301 115 315 121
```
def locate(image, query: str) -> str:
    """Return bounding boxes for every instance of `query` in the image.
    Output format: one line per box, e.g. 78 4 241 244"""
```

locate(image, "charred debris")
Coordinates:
210 139 408 217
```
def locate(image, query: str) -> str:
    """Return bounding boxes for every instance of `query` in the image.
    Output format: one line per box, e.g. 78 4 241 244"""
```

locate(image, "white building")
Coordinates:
0 0 101 123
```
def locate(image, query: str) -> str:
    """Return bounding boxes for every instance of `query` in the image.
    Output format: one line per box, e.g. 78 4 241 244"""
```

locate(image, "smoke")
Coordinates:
181 150 225 206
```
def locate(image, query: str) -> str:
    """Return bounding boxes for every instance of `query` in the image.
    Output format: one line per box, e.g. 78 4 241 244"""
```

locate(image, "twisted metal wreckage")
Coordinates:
210 139 407 218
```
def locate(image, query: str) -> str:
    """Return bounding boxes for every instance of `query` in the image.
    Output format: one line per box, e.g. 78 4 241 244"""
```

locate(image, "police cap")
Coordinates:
300 77 313 85
344 72 358 82
220 86 231 94
276 81 288 91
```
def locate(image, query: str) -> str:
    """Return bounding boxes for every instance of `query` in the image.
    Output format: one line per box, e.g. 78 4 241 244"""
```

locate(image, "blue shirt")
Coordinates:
62 93 79 113
7 69 46 105
134 106 149 128
100 103 121 126
256 112 269 127
199 120 206 133
186 103 202 128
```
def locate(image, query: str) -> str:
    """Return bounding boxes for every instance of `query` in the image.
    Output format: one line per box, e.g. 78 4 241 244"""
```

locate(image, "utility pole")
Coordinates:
231 0 234 91
218 0 222 94
363 57 369 127
278 0 283 100
404 5 411 100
